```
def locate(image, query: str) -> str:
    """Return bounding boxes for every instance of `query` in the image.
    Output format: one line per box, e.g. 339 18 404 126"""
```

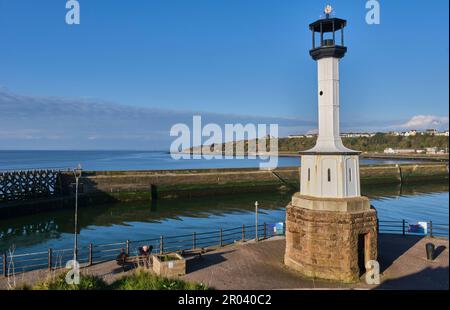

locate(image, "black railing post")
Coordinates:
242 224 245 242
219 228 223 247
402 219 406 236
264 222 267 239
429 221 433 238
192 232 196 250
3 253 6 277
160 236 164 254
88 243 93 266
48 248 52 271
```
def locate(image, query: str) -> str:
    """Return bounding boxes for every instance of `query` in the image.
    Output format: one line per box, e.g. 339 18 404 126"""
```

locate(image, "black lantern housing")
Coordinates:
309 17 347 60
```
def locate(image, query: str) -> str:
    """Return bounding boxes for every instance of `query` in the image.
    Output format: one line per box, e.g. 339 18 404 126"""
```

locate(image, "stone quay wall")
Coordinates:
0 163 447 218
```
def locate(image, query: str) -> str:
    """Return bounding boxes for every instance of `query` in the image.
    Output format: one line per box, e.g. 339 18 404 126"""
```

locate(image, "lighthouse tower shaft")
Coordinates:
317 57 342 150
299 17 362 199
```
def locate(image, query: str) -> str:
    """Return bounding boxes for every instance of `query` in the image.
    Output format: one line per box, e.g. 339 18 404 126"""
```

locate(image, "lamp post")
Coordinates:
73 164 82 265
255 201 259 242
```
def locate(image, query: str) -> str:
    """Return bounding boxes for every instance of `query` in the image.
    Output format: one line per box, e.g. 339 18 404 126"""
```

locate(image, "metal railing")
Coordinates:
1 220 448 277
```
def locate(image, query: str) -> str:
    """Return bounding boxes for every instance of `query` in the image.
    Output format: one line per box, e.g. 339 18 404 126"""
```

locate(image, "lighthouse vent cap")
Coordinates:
309 18 346 33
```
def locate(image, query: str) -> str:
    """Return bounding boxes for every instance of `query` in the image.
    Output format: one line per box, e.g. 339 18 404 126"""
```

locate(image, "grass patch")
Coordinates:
23 268 209 290
111 268 209 290
32 272 108 290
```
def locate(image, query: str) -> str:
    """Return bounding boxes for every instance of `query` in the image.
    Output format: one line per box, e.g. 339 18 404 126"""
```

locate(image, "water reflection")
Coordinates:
0 182 448 253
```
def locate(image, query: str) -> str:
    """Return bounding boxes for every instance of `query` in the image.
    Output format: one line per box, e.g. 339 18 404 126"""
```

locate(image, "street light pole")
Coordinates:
255 201 259 242
73 164 82 265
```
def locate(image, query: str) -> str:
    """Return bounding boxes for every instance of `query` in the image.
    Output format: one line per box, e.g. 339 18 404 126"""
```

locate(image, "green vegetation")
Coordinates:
198 134 449 154
281 134 449 153
111 268 209 290
33 273 108 290
24 268 209 290
157 254 181 262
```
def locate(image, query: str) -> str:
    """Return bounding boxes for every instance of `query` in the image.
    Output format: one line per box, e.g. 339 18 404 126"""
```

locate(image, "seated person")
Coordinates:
116 248 129 268
138 245 153 267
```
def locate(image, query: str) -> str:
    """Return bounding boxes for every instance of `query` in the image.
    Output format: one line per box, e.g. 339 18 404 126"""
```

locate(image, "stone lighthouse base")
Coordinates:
284 193 378 283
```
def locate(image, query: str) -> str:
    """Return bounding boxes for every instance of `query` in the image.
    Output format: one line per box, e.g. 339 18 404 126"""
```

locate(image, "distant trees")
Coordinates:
278 133 448 153
195 133 449 154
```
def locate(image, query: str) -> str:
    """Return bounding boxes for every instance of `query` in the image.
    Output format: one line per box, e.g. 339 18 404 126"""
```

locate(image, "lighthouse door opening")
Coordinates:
357 233 368 277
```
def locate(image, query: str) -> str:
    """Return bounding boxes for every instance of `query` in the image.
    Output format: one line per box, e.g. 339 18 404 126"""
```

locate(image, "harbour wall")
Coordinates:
0 163 448 218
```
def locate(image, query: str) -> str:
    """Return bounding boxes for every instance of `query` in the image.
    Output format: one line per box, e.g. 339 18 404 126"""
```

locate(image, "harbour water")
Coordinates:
0 182 448 255
0 150 420 171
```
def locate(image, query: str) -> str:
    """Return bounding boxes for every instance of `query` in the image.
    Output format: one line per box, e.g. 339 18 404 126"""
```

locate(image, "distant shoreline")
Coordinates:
179 151 449 162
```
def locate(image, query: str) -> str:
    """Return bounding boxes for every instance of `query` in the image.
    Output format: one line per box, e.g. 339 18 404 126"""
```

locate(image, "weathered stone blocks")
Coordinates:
285 194 378 283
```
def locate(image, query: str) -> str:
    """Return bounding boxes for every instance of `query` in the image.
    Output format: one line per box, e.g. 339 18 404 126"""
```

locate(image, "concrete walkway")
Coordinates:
1 234 448 290
181 235 448 290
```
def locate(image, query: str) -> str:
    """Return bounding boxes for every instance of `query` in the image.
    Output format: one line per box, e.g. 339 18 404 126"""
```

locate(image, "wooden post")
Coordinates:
48 248 52 271
192 232 196 250
263 222 267 240
242 224 245 242
3 253 6 277
88 243 93 266
402 219 406 236
219 228 223 247
160 236 164 254
429 221 433 238
126 240 130 255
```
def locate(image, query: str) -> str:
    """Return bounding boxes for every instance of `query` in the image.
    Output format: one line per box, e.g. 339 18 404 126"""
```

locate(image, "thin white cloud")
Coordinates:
398 115 449 130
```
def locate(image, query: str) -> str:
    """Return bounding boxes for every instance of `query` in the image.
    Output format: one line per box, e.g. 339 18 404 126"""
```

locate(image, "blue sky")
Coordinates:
0 0 448 150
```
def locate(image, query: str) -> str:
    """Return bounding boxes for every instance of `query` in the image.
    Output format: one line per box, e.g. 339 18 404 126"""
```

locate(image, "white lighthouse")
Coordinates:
300 8 361 198
285 7 378 283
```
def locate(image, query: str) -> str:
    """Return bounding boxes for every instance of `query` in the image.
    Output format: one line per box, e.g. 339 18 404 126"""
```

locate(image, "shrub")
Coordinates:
111 268 209 290
33 272 108 290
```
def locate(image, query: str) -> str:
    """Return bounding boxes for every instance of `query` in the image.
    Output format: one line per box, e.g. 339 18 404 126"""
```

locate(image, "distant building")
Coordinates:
288 135 306 139
435 130 449 137
425 129 438 135
384 148 417 154
340 132 373 138
387 131 402 136
426 147 438 154
402 130 417 137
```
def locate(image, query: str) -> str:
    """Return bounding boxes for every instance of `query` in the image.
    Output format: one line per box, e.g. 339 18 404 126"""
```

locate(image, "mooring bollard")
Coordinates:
426 243 435 261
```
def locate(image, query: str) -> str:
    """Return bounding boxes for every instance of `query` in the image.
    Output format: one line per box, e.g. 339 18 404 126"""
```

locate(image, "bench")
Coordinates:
178 248 208 259
116 255 152 271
